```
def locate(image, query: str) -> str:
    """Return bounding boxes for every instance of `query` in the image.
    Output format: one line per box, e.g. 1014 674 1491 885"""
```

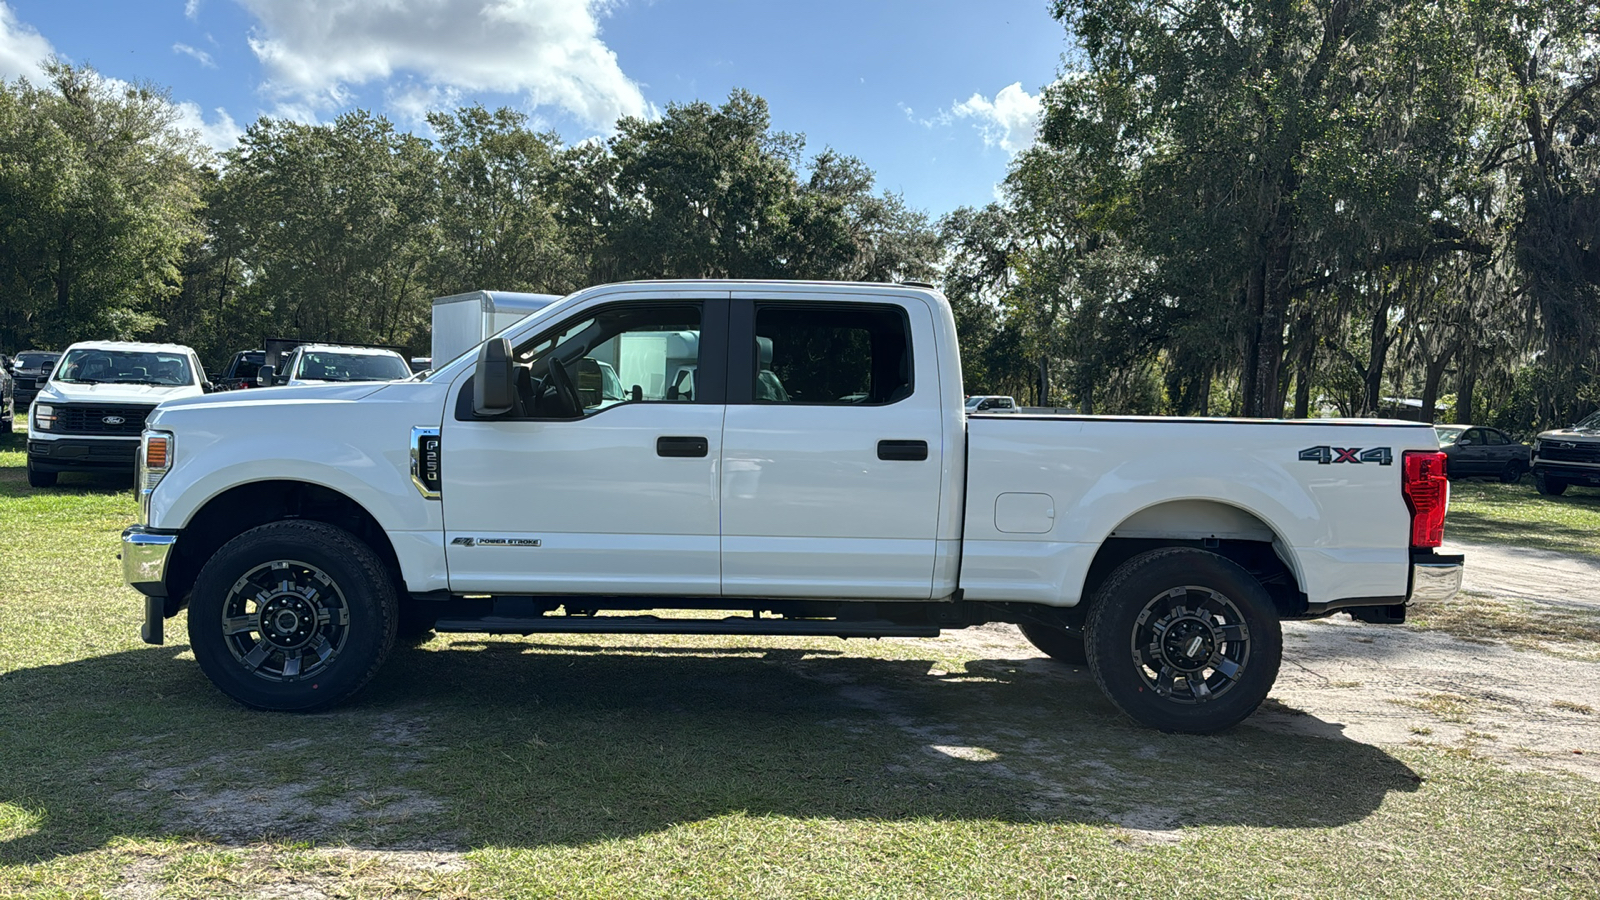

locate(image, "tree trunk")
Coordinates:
1293 312 1316 418
1456 355 1477 424
1419 346 1454 424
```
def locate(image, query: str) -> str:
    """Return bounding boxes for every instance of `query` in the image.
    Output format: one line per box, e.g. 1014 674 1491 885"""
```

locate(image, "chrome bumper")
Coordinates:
1409 555 1464 603
122 526 177 645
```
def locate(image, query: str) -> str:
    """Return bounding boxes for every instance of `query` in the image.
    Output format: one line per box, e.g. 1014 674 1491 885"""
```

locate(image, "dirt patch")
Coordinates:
923 551 1600 783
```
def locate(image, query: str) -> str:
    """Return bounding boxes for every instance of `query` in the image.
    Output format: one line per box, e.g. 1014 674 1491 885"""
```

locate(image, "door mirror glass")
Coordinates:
474 338 516 416
256 365 275 386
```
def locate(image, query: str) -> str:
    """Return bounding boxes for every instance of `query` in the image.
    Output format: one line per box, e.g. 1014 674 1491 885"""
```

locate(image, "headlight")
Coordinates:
32 403 54 430
138 431 173 525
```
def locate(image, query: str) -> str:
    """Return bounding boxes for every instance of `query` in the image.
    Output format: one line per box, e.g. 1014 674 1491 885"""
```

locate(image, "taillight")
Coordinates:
1402 450 1449 548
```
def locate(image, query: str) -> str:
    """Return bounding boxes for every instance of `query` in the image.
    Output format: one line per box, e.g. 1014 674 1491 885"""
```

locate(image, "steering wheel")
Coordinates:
546 356 583 417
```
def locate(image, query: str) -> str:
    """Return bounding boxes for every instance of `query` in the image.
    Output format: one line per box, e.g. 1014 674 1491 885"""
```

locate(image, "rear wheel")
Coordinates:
1499 460 1525 483
1084 547 1282 734
1018 621 1087 665
187 520 398 711
1535 471 1568 496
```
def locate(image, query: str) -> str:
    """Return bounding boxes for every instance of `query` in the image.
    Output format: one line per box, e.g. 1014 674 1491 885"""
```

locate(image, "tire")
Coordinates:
1018 621 1088 665
1535 471 1568 496
26 458 56 488
187 520 398 711
1084 547 1282 734
1499 460 1525 484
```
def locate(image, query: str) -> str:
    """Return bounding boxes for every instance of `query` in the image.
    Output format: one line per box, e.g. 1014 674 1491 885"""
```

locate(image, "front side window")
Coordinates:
54 349 194 386
753 305 911 405
512 304 702 416
294 351 411 382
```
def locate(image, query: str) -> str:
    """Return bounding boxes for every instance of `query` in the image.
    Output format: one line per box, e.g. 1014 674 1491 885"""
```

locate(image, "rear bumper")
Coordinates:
1409 553 1464 603
28 437 139 472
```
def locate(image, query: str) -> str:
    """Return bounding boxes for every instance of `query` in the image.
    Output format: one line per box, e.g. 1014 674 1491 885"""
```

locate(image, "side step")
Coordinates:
430 614 942 638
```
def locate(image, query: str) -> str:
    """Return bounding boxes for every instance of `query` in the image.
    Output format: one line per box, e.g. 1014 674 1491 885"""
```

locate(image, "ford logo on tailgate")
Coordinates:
102 415 125 425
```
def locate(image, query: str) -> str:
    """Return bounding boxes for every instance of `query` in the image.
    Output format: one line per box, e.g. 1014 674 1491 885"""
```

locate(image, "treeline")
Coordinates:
0 65 937 369
947 0 1600 432
3 0 1598 432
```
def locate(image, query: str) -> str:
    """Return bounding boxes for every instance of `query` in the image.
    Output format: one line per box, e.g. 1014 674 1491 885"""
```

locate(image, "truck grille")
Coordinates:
14 377 35 391
56 404 155 436
1537 441 1600 465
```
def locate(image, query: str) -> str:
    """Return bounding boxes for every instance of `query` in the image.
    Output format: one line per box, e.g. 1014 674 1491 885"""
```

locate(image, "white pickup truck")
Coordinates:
122 280 1462 733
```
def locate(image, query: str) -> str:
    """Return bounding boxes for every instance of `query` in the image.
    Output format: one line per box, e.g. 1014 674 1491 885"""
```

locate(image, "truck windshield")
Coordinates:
55 349 193 385
294 351 411 382
17 352 56 369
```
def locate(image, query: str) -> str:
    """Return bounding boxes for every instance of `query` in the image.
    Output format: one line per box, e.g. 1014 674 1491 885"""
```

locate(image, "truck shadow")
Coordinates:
0 637 1421 862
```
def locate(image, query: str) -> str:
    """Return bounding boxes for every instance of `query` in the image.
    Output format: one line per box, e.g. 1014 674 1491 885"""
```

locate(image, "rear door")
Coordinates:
719 292 945 599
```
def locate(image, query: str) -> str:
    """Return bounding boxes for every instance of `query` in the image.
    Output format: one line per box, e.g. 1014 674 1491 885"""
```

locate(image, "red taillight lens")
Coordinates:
1402 450 1449 548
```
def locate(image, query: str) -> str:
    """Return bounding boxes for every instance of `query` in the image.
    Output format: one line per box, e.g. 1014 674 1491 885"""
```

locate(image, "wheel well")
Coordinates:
1083 499 1306 617
163 481 404 615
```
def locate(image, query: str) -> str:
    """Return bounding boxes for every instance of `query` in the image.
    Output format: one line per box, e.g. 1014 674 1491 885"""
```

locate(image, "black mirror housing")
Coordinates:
474 338 516 416
256 365 275 387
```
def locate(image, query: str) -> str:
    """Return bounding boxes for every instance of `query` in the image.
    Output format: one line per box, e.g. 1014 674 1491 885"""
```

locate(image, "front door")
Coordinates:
441 298 728 596
719 293 946 600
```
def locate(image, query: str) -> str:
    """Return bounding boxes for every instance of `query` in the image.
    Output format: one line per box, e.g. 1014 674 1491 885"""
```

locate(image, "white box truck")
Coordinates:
430 291 561 366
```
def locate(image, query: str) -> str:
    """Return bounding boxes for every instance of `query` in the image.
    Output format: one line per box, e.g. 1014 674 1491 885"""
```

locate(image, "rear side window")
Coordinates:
753 305 912 405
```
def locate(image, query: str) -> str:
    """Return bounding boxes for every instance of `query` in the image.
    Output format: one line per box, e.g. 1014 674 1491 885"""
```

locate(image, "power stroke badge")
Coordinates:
1298 446 1393 465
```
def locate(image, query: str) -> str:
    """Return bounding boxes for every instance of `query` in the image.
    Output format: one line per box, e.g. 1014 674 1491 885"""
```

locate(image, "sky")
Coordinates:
0 0 1068 218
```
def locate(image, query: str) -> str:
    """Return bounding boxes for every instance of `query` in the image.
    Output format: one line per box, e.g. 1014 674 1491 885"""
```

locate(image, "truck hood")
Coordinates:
37 381 203 406
1536 427 1600 444
157 381 390 412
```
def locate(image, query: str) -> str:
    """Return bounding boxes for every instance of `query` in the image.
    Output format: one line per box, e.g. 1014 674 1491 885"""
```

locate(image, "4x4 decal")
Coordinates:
1299 445 1393 466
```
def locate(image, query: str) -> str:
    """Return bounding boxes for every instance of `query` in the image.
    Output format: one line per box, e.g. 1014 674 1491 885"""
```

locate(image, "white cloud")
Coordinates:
0 2 53 83
950 82 1041 155
173 42 216 68
237 0 648 130
174 101 242 153
185 0 202 18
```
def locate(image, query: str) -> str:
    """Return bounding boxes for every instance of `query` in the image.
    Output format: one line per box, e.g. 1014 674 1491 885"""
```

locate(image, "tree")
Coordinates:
0 62 204 350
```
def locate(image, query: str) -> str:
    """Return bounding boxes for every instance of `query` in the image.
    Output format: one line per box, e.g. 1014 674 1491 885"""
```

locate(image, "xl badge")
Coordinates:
1299 445 1392 466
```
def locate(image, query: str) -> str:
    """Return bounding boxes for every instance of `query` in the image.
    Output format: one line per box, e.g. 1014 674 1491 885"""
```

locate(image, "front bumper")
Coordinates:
122 526 178 644
1409 553 1464 603
29 437 139 472
1531 461 1600 485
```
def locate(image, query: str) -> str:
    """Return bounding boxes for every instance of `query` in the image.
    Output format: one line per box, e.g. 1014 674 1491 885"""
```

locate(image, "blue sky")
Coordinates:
0 0 1067 217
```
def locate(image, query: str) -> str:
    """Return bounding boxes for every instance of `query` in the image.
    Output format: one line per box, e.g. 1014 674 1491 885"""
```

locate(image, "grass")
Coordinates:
1446 477 1600 557
2 430 1599 898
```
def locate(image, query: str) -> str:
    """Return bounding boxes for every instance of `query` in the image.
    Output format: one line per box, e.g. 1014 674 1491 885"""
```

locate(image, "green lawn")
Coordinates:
2 430 1598 898
1447 476 1600 557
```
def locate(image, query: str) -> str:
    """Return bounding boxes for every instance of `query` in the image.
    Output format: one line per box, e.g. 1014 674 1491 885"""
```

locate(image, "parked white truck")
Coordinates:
122 281 1462 733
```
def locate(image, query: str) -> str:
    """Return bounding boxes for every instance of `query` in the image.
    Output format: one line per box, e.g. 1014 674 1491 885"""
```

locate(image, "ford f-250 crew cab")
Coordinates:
121 280 1463 733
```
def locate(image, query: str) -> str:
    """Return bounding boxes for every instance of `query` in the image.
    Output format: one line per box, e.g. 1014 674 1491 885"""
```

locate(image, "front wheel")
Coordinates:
1084 547 1282 734
26 458 56 487
187 520 398 711
1535 471 1568 496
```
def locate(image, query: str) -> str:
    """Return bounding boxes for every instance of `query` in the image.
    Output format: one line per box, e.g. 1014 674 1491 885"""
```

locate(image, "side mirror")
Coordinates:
474 338 516 416
202 381 215 393
574 357 603 408
1458 439 1474 446
256 365 275 386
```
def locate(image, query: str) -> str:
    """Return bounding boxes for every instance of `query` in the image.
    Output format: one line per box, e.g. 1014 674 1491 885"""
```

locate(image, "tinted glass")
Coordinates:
753 305 912 405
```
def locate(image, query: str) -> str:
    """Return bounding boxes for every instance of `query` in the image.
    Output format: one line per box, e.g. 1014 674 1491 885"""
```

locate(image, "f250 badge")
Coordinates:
1299 446 1393 466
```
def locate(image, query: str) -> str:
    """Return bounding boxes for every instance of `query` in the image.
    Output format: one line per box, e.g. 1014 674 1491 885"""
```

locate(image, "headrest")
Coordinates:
757 336 774 368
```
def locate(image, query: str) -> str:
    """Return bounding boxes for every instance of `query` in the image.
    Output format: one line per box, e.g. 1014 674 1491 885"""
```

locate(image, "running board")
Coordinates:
430 614 941 638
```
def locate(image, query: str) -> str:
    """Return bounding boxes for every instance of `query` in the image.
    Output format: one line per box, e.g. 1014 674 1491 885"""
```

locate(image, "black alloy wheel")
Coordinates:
1085 547 1282 734
1499 460 1525 484
188 520 397 711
